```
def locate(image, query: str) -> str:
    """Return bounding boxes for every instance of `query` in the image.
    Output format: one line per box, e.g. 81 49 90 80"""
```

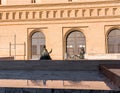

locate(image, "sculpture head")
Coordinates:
43 45 46 49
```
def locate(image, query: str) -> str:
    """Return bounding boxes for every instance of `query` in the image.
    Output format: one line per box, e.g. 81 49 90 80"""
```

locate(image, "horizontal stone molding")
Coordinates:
0 2 120 22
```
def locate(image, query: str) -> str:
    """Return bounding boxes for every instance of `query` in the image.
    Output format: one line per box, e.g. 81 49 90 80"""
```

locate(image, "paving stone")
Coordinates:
22 88 37 93
0 88 119 93
0 88 5 93
72 90 80 93
53 90 64 93
37 89 52 93
5 88 22 93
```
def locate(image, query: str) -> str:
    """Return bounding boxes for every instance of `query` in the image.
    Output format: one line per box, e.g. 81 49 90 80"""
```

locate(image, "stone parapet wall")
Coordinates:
100 64 120 88
0 88 118 93
0 60 119 71
0 60 119 90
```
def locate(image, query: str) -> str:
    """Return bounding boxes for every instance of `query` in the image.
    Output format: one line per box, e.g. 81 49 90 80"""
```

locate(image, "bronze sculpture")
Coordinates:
40 45 52 60
79 47 85 59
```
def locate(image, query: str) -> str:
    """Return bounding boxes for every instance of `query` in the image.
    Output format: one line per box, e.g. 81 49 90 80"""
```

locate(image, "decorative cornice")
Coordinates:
0 1 120 24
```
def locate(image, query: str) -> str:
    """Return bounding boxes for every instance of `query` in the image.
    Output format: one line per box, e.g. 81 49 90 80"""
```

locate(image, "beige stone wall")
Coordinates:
0 1 120 60
41 0 68 4
0 25 27 59
5 0 31 5
41 0 115 4
0 0 116 5
0 22 120 60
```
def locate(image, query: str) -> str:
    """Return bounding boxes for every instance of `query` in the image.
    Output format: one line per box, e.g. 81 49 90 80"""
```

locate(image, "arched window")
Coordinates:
31 32 45 59
108 29 120 53
66 31 86 60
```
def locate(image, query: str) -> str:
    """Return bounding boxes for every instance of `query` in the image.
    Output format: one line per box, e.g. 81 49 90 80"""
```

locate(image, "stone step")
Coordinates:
100 64 120 88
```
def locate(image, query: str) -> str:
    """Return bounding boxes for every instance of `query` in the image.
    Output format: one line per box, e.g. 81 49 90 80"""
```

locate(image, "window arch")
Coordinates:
66 30 86 60
108 29 120 53
31 31 45 59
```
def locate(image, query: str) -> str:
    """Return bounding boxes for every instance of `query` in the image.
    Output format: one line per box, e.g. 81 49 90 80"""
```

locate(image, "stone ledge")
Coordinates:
100 64 120 88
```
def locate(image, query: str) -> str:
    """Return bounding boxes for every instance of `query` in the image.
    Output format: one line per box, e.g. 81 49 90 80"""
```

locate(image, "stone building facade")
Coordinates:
0 0 120 60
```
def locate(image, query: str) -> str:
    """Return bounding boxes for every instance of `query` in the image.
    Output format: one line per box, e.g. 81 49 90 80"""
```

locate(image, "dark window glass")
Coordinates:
66 31 86 60
108 29 120 53
32 45 37 55
31 32 45 59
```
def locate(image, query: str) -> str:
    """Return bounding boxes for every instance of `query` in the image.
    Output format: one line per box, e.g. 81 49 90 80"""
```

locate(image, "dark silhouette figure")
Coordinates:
80 47 85 59
40 45 52 60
